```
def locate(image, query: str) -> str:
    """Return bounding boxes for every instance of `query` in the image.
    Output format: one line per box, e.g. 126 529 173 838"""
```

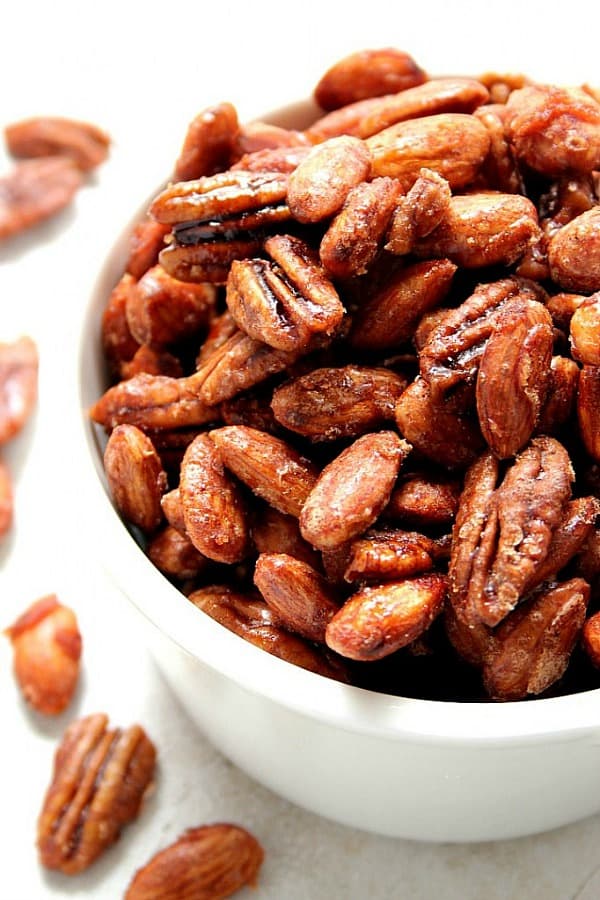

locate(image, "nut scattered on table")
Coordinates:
4 594 82 715
91 46 600 702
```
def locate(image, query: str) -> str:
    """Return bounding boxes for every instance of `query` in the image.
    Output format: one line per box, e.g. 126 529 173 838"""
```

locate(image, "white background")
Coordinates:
2 1 600 897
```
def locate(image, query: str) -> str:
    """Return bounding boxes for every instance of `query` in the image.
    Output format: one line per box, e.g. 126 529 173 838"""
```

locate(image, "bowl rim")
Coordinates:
78 98 600 750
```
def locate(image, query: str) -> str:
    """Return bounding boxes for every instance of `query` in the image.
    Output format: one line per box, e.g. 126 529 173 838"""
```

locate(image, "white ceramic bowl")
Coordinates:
78 102 600 844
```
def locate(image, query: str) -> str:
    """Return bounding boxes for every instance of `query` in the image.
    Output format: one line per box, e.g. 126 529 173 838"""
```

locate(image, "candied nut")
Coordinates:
582 611 600 668
160 487 186 534
473 104 523 194
394 376 484 470
5 594 81 715
147 525 209 581
570 292 600 364
475 297 553 458
385 168 452 255
349 258 456 351
524 496 600 591
449 438 574 629
5 116 109 171
419 276 543 404
126 265 217 349
384 471 461 528
286 135 372 223
0 156 82 239
325 573 447 661
120 345 183 380
226 234 344 350
535 355 579 435
231 144 311 174
210 425 318 517
319 177 400 278
174 102 240 181
159 236 264 284
101 274 140 375
357 77 489 138
271 365 407 442
234 120 310 156
548 207 600 293
413 191 541 268
251 504 321 568
314 47 426 111
344 528 439 582
0 458 13 539
505 84 600 176
90 372 217 431
254 553 340 642
299 431 410 550
306 95 398 143
540 174 597 239
126 219 171 280
546 291 585 332
367 113 490 190
124 822 264 900
444 603 492 667
577 365 600 462
189 585 349 680
103 425 168 533
482 578 589 700
37 713 156 874
180 434 249 564
0 335 38 445
221 386 282 435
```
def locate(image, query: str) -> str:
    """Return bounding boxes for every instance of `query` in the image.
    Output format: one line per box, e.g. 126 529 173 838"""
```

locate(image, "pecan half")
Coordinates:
343 527 439 582
5 594 82 715
325 573 447 661
37 713 156 874
124 823 264 900
384 471 461 528
385 168 452 255
449 437 574 628
271 365 407 441
299 431 411 549
5 116 110 171
0 157 82 240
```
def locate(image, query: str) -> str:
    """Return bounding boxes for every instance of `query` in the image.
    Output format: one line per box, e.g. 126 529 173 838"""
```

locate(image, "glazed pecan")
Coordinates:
325 573 447 661
343 527 439 582
174 102 239 181
271 365 407 441
125 219 171 280
505 84 600 176
419 277 544 405
188 586 349 680
384 471 461 528
180 433 249 564
234 120 310 157
475 297 553 458
349 258 456 351
449 438 574 628
125 823 264 900
319 176 401 278
535 356 579 434
286 135 371 223
0 336 38 445
385 168 452 255
254 553 340 642
231 144 311 174
5 116 109 171
473 104 523 194
413 192 540 268
482 578 589 700
299 431 410 549
0 157 82 239
147 525 209 581
209 425 318 517
314 47 426 111
5 594 82 715
103 425 168 533
225 234 344 350
119 345 183 381
37 713 156 874
367 112 490 190
126 265 217 349
570 292 600 365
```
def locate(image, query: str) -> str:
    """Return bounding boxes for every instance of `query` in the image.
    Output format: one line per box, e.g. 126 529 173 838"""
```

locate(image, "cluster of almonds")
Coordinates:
91 47 600 705
2 121 263 896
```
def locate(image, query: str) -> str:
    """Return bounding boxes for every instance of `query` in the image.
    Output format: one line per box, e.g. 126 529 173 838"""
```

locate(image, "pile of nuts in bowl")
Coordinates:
91 46 600 704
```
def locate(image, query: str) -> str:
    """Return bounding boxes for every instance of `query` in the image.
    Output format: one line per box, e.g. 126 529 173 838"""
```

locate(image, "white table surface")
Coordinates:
2 2 600 897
